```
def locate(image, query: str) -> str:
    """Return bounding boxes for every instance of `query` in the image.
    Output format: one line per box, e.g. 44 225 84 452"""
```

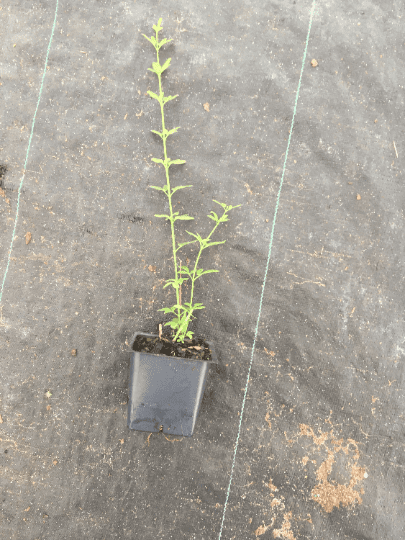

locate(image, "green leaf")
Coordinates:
213 199 228 210
186 230 204 244
151 158 164 164
182 302 206 311
212 199 242 213
169 159 186 166
204 240 226 248
153 18 163 33
160 58 171 73
147 90 160 101
151 129 163 139
171 184 193 195
165 320 180 329
168 304 190 312
207 211 219 222
157 38 173 50
192 303 206 310
167 127 181 136
163 94 179 105
153 61 162 74
173 214 194 222
154 214 171 220
149 185 168 193
155 127 180 141
175 240 197 252
196 268 220 277
158 158 170 168
157 306 177 314
162 277 189 290
147 62 163 75
142 34 157 48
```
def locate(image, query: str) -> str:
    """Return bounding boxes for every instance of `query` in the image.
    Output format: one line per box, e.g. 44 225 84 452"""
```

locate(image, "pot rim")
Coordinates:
128 331 218 363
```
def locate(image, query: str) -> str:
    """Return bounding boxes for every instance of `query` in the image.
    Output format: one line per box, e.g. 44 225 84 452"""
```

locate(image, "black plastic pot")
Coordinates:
127 331 218 437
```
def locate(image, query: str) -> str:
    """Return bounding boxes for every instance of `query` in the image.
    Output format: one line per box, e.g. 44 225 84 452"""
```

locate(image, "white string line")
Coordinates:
217 2 318 537
0 0 60 307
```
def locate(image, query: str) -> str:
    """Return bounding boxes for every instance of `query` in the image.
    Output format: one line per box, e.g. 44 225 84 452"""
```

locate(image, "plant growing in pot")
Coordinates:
128 18 242 437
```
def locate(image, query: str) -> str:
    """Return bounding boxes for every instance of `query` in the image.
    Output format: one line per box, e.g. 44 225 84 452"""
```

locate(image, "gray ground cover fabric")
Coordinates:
0 0 404 539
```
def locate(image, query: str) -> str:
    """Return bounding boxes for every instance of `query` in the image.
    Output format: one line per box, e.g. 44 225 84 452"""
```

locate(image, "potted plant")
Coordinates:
128 19 241 437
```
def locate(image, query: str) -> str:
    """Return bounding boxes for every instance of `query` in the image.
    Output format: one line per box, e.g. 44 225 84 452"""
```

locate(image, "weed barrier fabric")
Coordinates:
0 1 404 539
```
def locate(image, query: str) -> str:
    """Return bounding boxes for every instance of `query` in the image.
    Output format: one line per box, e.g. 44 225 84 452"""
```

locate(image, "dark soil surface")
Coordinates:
132 331 215 361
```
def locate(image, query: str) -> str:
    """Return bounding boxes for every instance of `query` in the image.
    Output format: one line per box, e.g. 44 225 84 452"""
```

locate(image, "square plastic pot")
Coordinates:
127 332 218 437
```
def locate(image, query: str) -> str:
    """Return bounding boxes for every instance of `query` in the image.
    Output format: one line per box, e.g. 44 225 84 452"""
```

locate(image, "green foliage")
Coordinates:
151 157 186 169
143 19 242 344
150 127 181 141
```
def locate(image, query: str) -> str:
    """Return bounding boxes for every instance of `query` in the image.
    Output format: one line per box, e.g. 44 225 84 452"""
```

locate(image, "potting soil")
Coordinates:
132 333 214 361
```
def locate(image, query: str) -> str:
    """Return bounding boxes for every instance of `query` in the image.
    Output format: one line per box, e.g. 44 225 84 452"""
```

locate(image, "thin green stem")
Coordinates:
156 34 181 323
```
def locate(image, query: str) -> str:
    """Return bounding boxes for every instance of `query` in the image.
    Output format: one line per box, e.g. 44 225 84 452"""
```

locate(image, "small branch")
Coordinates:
393 141 398 159
179 259 182 308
